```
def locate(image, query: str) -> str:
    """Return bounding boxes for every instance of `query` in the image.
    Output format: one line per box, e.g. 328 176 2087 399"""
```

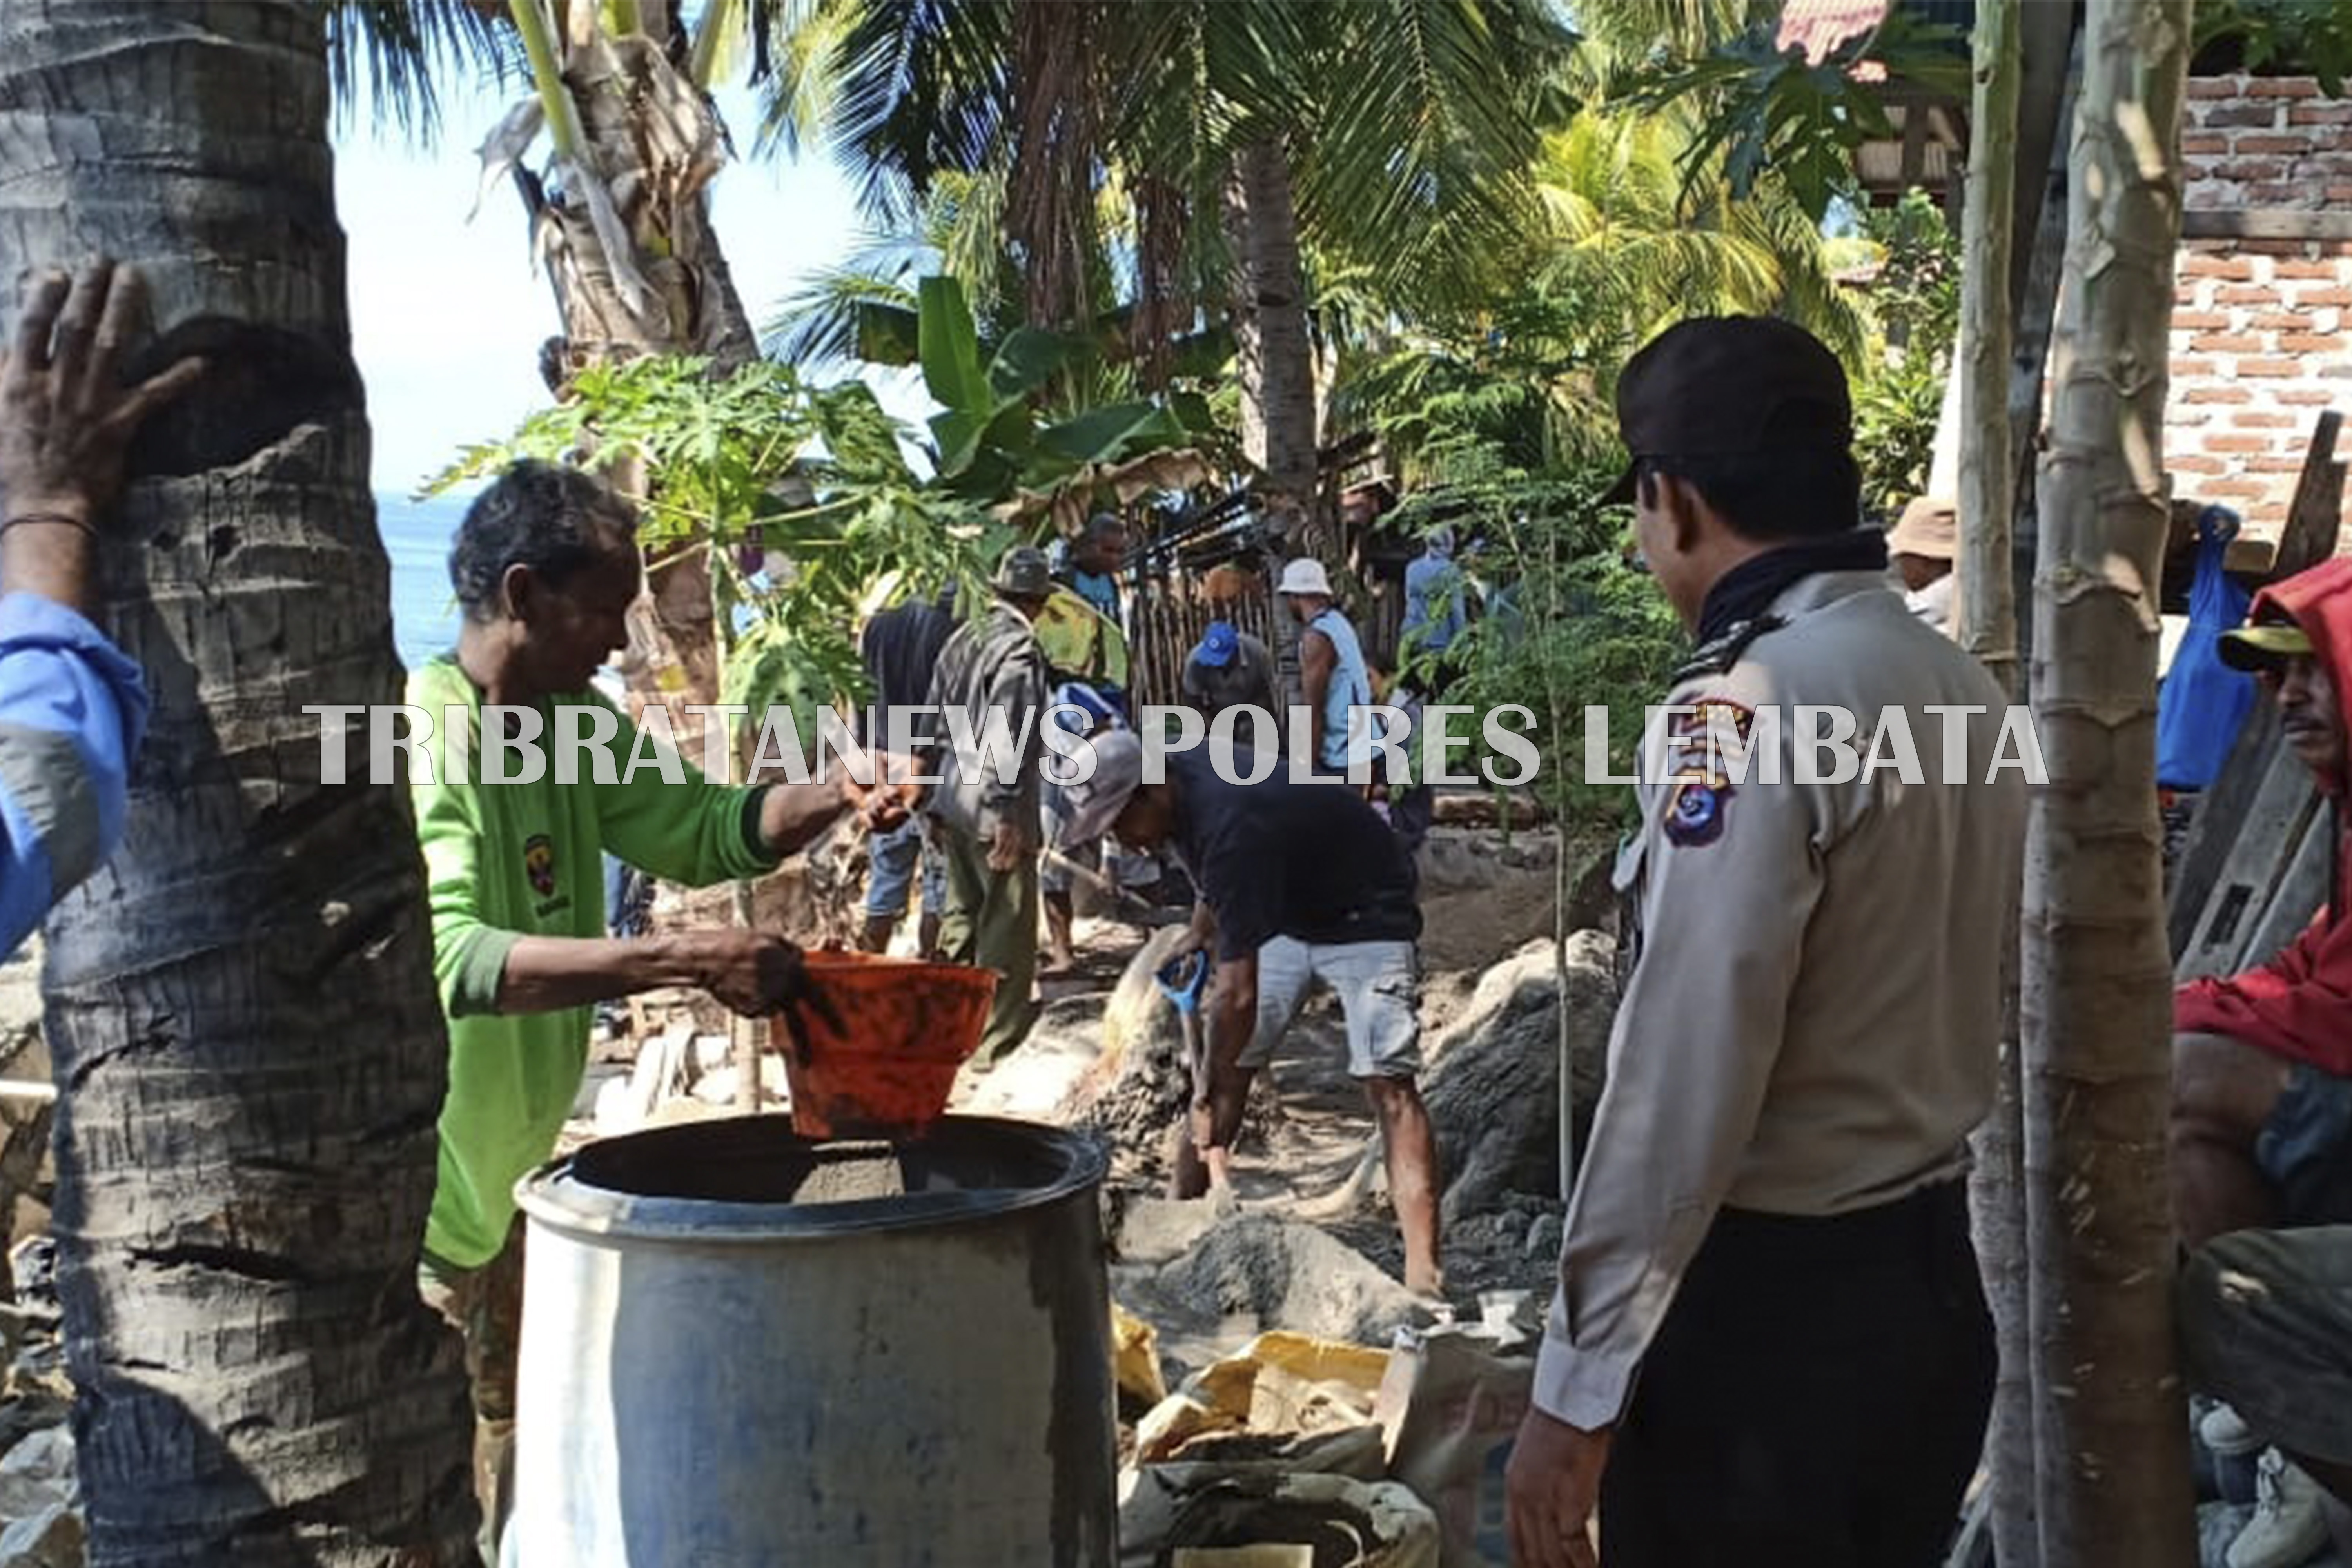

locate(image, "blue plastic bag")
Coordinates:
2157 505 2257 791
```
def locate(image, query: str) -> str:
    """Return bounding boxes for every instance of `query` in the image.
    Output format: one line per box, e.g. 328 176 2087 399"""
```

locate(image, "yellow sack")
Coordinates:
1113 1300 1168 1408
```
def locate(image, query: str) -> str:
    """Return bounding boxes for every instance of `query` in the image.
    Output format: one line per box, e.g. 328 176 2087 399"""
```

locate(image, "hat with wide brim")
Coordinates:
2218 622 2315 671
1276 558 1335 597
1888 497 1959 561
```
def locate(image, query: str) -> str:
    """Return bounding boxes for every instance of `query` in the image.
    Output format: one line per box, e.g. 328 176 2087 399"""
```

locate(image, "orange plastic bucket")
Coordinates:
770 952 1000 1140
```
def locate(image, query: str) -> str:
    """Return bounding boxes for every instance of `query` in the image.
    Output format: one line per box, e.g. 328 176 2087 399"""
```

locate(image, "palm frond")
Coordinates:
762 262 921 367
323 0 522 146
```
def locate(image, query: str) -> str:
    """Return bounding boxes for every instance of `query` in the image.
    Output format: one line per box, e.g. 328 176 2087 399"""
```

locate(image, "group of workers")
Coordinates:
11 254 2352 1568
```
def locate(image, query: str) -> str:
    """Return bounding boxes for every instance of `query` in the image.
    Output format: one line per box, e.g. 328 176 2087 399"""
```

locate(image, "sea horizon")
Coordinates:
379 490 464 671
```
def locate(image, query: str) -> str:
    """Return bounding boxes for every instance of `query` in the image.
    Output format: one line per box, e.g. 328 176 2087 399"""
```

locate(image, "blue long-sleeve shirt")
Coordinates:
1403 550 1466 653
0 593 148 954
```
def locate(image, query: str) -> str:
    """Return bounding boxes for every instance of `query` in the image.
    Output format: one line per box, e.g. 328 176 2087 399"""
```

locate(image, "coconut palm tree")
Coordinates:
765 0 1571 528
1327 106 1866 482
0 1 475 1561
333 0 771 717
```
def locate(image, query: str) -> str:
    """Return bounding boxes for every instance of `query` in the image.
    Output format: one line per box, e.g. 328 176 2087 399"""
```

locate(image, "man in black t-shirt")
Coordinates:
1063 733 1443 1296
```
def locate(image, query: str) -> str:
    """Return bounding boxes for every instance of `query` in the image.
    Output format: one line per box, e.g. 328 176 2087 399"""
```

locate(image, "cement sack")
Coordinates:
1371 1325 1533 1567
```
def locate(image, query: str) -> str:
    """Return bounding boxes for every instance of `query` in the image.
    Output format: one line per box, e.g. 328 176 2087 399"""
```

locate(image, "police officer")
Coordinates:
1504 317 2027 1568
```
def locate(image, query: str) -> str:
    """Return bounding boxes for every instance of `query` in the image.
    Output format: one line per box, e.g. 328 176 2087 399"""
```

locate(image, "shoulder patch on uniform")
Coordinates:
1673 615 1787 685
1662 699 1754 790
1663 779 1734 847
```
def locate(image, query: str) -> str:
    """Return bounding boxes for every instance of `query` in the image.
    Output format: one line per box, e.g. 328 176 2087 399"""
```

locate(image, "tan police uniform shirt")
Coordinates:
1532 569 2029 1430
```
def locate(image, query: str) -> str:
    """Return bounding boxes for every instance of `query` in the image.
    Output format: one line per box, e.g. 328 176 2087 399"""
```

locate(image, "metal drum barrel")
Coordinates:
510 1114 1116 1566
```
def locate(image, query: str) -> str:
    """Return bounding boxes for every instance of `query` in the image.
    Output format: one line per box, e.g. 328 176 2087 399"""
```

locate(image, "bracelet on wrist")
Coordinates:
0 512 99 544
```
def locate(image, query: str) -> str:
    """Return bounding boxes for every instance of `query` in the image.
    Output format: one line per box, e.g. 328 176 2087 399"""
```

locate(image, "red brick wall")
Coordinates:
2169 76 2352 542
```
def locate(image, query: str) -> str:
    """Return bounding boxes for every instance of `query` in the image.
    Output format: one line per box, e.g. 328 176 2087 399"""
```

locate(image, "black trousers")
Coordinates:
1600 1181 1994 1568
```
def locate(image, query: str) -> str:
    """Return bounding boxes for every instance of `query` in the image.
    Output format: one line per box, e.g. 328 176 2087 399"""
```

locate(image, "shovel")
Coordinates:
1155 947 1212 1103
1155 948 1215 1198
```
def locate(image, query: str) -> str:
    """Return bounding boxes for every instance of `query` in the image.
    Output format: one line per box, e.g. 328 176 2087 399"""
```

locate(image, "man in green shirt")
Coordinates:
409 460 900 1553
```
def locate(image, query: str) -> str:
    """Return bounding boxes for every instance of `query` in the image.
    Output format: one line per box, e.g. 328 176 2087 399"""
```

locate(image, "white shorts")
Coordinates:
1245 936 1421 1079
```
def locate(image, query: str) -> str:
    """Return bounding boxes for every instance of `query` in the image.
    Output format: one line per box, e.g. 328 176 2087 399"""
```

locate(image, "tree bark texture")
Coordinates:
2023 1 2199 1562
2007 17 2086 674
1956 8 2037 1562
1957 1 2022 692
1229 137 1317 538
0 2 475 1562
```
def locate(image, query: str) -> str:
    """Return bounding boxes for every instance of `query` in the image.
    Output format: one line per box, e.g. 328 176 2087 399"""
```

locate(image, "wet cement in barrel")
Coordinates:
788 1141 908 1204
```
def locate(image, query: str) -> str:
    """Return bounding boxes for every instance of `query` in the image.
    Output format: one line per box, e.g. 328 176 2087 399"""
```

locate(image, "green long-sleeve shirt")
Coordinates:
409 656 776 1268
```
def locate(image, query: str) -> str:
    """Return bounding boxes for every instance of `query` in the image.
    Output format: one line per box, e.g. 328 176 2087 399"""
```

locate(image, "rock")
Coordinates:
1523 1212 1561 1260
1422 931 1615 1228
0 1498 80 1568
1149 1214 1429 1347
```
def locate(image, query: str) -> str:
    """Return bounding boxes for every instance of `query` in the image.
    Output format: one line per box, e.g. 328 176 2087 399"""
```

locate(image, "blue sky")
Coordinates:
334 69 913 498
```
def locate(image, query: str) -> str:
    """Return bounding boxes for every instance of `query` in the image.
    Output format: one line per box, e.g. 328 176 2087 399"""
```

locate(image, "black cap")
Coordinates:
1602 316 1854 505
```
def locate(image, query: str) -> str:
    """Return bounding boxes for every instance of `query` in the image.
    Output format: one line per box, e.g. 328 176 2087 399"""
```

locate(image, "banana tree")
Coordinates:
911 276 1210 532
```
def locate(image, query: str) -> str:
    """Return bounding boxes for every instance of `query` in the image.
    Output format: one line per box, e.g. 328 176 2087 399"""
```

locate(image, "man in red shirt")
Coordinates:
2174 557 2352 1246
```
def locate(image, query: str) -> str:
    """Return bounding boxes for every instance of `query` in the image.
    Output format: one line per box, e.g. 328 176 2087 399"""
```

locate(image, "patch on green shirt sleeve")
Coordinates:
447 926 522 1018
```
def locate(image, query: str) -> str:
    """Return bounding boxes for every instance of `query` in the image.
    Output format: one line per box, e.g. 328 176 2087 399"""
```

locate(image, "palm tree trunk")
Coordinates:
2022 0 2198 1560
511 0 759 728
1229 137 1318 539
1227 138 1318 710
0 2 475 1563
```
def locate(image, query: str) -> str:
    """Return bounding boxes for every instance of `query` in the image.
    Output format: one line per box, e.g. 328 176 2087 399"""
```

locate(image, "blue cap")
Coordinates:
1194 621 1240 668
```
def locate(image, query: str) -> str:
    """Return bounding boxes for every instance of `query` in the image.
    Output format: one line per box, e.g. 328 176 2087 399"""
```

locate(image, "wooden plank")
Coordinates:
2182 209 2352 243
2176 754 2320 983
2169 696 2282 958
2235 806 2331 973
2270 411 2346 581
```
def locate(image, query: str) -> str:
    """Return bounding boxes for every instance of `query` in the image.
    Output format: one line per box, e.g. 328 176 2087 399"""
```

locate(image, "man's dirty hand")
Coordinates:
1505 1408 1608 1568
986 815 1034 873
0 262 205 522
847 757 924 832
689 929 818 1019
